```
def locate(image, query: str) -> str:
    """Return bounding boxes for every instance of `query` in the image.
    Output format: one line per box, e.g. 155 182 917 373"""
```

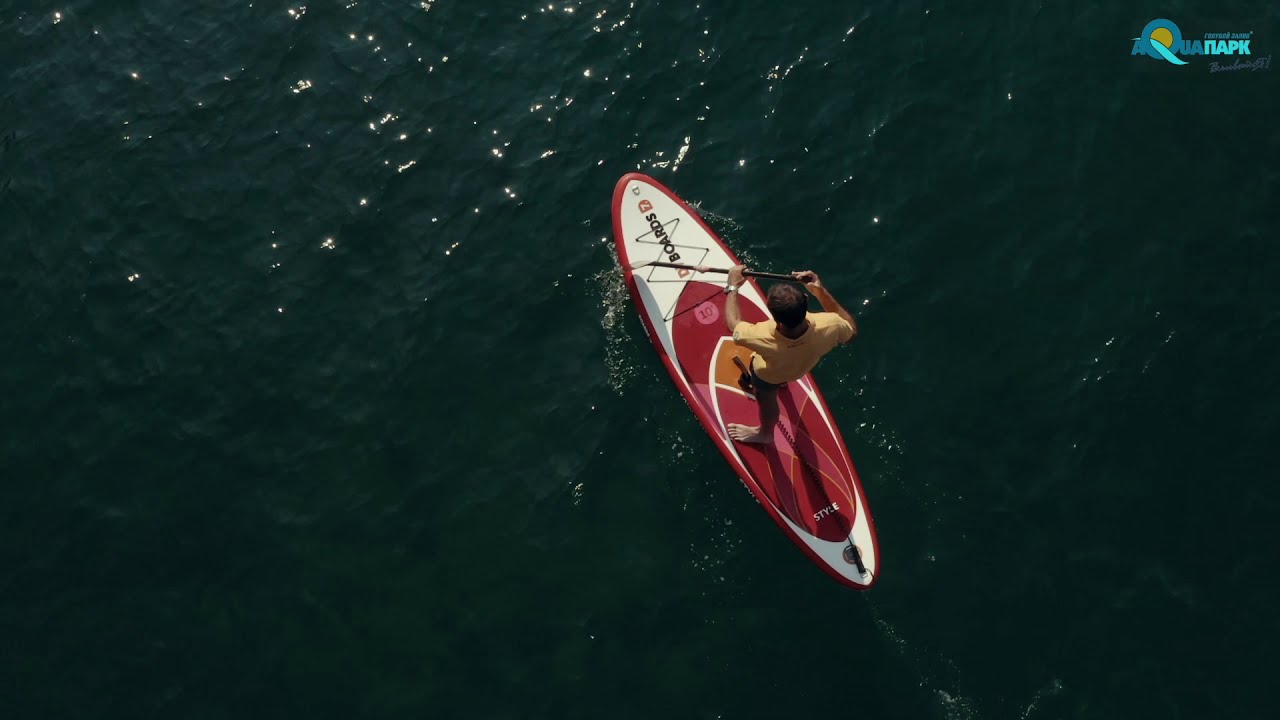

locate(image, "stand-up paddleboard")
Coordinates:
611 172 880 589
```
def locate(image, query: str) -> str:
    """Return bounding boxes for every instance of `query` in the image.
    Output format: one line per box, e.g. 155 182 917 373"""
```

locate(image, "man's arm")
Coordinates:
723 264 746 334
793 270 858 341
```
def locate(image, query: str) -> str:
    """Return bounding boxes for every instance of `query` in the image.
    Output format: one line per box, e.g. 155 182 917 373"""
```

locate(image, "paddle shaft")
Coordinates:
645 261 798 283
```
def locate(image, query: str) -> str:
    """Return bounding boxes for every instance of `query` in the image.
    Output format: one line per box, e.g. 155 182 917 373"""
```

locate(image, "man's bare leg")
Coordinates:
728 383 778 444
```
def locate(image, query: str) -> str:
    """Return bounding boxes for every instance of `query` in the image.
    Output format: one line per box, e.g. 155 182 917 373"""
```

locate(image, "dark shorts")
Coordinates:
749 356 783 390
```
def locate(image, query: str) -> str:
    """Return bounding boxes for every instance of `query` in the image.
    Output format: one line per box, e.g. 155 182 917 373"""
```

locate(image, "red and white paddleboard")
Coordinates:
611 172 880 589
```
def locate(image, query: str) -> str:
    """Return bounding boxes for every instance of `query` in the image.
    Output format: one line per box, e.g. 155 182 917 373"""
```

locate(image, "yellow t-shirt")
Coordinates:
731 312 854 384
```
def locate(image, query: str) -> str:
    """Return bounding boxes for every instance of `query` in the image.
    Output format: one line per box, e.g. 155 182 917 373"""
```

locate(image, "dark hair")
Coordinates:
766 284 808 328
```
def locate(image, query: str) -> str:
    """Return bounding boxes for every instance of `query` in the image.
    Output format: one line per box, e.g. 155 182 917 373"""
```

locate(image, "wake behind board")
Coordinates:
611 172 880 589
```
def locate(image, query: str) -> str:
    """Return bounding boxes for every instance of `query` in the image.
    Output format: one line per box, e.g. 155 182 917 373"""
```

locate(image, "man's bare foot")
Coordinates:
728 423 774 444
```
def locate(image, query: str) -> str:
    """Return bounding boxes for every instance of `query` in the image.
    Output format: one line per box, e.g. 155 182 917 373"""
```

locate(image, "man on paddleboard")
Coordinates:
722 264 857 444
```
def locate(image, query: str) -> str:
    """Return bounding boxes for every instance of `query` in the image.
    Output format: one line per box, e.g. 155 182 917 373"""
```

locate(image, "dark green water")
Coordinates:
3 1 1279 718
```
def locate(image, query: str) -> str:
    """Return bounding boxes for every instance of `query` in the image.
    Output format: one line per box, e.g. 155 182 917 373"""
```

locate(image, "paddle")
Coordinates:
634 261 800 283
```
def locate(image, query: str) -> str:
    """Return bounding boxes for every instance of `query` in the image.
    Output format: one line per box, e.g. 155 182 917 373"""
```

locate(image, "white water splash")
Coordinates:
868 603 985 719
687 466 747 591
870 602 1065 719
594 245 640 394
1020 678 1065 719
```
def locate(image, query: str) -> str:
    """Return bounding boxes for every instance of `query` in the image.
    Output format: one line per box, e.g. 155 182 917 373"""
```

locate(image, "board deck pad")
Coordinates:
612 172 880 588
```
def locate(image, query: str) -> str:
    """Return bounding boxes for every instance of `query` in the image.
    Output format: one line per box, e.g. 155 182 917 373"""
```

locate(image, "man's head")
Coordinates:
766 283 808 329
